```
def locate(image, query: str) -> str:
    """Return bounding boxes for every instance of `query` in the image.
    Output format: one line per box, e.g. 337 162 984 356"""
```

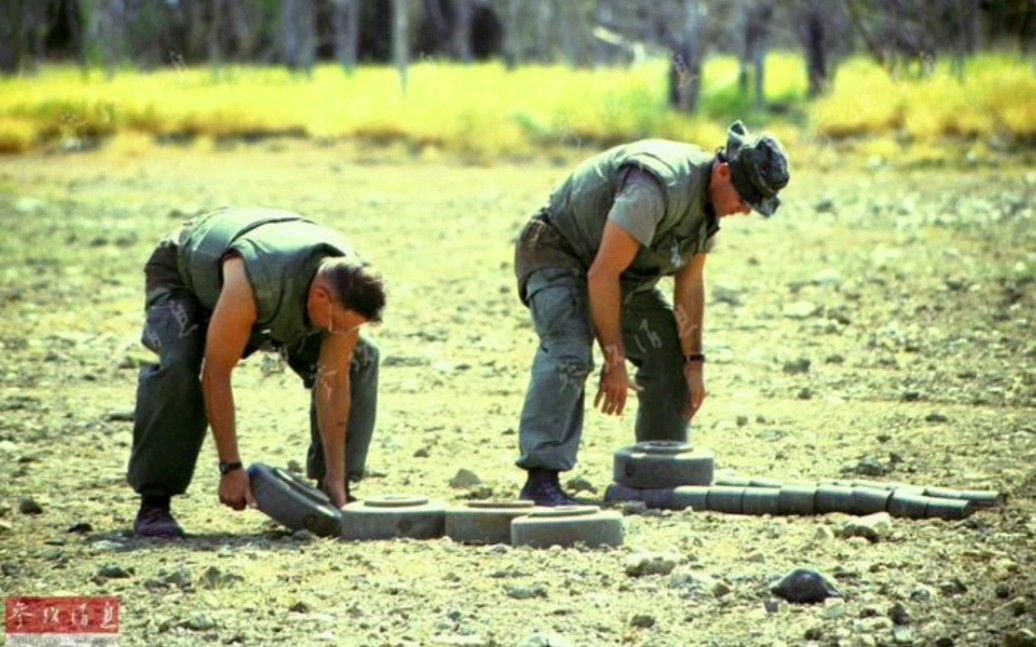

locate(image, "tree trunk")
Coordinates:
208 0 224 71
503 0 521 69
283 0 316 74
451 0 474 62
534 0 551 62
671 0 703 114
332 0 359 72
0 0 25 74
805 0 828 96
392 0 409 95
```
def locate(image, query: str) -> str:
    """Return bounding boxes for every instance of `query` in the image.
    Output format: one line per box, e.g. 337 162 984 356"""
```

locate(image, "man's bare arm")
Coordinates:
587 221 641 416
315 329 357 507
202 256 258 509
674 253 709 419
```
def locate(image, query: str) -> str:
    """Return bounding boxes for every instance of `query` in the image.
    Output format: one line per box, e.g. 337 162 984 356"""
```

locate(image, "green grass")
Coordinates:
0 52 1032 160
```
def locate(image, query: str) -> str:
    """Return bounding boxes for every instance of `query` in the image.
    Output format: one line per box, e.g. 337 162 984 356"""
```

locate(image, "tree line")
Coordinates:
1 0 1033 111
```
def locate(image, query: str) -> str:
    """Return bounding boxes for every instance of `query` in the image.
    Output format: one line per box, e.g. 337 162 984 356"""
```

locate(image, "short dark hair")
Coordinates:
320 257 386 324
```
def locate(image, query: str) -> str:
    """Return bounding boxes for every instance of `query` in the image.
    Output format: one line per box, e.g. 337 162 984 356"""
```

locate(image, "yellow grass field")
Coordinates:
0 53 1033 160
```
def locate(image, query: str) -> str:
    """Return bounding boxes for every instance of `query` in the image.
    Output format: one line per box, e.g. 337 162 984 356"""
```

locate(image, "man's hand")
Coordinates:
322 475 349 509
594 360 643 416
683 362 708 420
218 469 256 511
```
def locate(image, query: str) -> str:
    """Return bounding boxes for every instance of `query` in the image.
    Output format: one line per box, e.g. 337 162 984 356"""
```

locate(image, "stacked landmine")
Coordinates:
248 463 624 547
613 440 716 489
605 474 1004 521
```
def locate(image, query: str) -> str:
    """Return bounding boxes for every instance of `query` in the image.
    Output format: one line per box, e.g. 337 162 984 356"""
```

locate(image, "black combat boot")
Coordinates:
519 468 579 507
133 496 185 539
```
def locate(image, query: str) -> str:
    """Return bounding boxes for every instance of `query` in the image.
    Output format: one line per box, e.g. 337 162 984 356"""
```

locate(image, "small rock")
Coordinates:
770 568 842 604
838 512 893 543
813 267 841 285
286 459 304 473
201 565 244 589
909 585 934 603
854 616 894 633
625 552 678 577
288 600 311 613
0 521 13 535
996 597 1028 617
925 412 949 423
414 446 431 458
852 456 892 477
97 563 132 579
519 633 573 647
764 599 780 614
292 529 317 542
669 568 731 599
18 498 43 515
90 540 126 553
67 522 93 534
782 358 811 374
889 601 911 625
1004 629 1036 647
824 598 847 619
431 636 486 647
814 198 835 213
783 300 819 319
449 469 482 489
629 614 655 629
566 476 597 494
995 583 1012 599
939 578 968 596
104 409 135 422
161 568 192 589
182 613 217 631
504 584 547 600
813 526 836 542
893 627 915 644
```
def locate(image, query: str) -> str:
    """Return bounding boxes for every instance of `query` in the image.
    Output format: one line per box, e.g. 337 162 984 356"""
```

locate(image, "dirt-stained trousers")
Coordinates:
516 267 690 472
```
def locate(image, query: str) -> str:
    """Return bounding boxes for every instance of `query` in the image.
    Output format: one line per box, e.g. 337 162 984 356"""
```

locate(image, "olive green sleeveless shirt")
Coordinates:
177 207 357 350
518 139 719 300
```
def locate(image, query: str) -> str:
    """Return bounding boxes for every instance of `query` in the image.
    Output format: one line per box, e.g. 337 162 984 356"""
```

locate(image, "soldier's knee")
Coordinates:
548 342 593 378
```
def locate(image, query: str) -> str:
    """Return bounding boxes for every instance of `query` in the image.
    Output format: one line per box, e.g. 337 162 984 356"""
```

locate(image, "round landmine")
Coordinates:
340 494 447 541
613 443 714 489
851 487 892 515
741 488 781 515
928 488 1004 508
924 497 973 520
603 483 677 510
815 485 855 514
712 475 752 487
923 486 962 500
444 500 535 545
671 486 710 511
887 492 929 519
850 479 892 491
247 463 342 538
510 505 624 549
778 485 817 515
706 486 745 514
957 490 1004 508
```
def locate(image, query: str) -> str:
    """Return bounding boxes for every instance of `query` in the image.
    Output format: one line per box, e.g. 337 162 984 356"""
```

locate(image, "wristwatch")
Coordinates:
218 460 243 475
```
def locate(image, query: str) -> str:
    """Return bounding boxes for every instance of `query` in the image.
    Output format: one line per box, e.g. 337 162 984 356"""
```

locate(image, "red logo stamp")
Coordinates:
6 597 119 645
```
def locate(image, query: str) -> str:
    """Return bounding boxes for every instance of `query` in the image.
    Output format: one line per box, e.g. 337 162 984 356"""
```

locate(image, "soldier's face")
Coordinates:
711 163 753 217
326 298 367 337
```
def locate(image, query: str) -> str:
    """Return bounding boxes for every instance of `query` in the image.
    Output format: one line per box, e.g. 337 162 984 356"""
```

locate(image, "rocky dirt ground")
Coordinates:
0 141 1034 647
